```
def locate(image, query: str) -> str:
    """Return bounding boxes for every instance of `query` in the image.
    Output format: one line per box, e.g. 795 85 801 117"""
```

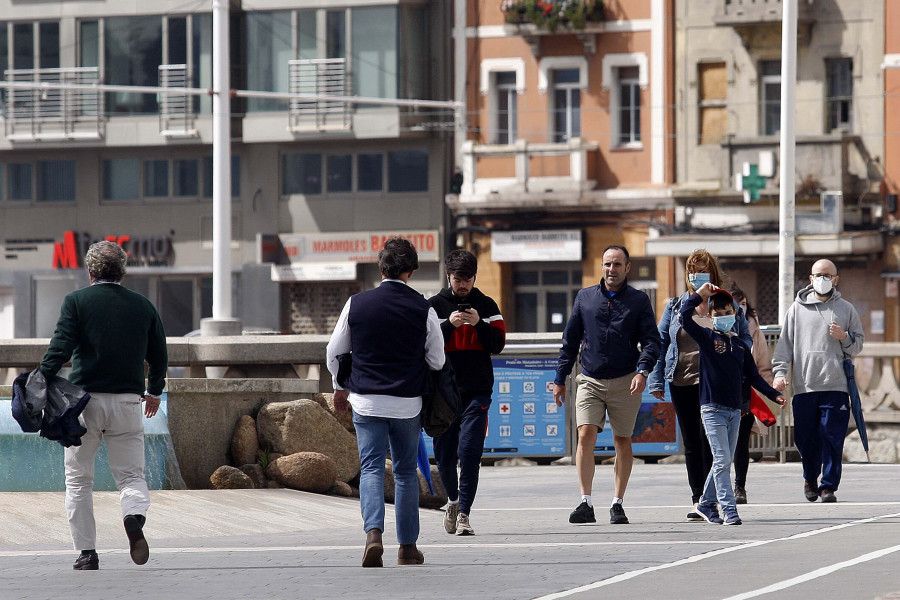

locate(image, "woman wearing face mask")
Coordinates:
729 287 777 505
647 249 752 520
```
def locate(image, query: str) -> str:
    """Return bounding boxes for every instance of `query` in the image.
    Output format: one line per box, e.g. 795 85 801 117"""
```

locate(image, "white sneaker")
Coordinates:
456 512 474 536
443 503 459 534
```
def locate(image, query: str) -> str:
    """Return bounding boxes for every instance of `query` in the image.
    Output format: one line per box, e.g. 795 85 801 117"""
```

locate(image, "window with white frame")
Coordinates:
551 69 581 143
617 66 641 146
494 71 518 144
760 60 781 136
826 57 852 133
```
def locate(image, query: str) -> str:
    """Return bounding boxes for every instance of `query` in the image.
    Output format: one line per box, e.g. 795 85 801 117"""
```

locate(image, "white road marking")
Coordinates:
530 511 900 600
720 544 900 600
484 501 900 511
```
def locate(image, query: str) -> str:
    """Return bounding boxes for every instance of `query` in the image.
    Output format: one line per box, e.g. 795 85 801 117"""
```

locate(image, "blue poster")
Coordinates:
593 388 680 455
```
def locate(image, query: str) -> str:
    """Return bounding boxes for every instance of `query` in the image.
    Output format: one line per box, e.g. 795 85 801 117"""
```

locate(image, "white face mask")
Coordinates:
812 276 833 295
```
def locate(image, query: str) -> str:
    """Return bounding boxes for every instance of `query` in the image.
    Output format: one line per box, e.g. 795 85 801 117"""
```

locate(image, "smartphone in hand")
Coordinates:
458 303 471 312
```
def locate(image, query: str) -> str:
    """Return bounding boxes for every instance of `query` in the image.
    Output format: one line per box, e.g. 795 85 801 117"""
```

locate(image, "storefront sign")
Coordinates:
279 231 439 263
271 263 357 282
51 231 172 269
491 230 582 262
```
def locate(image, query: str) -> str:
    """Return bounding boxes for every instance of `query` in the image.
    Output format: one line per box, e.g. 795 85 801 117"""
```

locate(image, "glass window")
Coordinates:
351 6 398 100
402 6 428 100
698 61 727 145
826 57 852 133
160 279 194 336
543 270 568 285
513 270 539 286
79 20 99 68
618 66 641 145
191 14 213 114
39 22 60 69
327 154 352 193
174 159 199 197
297 10 317 60
0 26 7 105
552 69 581 143
105 16 163 114
358 154 383 191
761 60 781 136
144 160 169 197
103 158 140 201
494 71 518 144
388 150 428 192
8 163 32 201
13 23 34 70
546 292 569 332
515 293 538 333
326 10 346 59
203 155 241 198
36 160 75 202
0 165 3 201
282 153 322 195
246 11 292 112
167 17 187 65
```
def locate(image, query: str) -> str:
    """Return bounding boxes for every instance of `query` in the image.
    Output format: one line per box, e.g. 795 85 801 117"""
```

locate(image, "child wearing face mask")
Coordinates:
679 283 786 526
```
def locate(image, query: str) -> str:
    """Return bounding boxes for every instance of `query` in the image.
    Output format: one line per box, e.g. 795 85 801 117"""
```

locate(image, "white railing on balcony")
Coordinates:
458 138 598 199
2 67 103 141
288 58 351 132
159 64 197 138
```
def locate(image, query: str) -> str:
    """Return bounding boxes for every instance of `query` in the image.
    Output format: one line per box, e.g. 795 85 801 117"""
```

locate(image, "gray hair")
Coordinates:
85 241 127 282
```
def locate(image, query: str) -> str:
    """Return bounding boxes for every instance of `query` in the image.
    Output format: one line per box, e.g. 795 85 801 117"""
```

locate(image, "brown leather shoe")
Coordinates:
397 544 424 565
362 529 383 568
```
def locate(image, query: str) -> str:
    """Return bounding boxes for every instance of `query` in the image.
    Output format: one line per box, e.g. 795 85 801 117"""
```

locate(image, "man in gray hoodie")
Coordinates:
772 259 864 503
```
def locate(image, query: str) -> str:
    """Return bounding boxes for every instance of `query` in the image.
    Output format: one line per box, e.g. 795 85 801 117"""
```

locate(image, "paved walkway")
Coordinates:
1 462 898 600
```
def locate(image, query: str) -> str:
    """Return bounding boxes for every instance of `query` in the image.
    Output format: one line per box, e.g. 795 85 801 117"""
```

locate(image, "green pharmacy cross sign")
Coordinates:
737 163 768 203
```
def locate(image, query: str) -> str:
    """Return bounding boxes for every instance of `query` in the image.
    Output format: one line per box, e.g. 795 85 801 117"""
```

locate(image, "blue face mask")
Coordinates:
689 273 711 288
713 315 736 333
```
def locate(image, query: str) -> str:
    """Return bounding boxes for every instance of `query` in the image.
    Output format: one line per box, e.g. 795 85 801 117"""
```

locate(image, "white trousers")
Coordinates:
65 392 150 551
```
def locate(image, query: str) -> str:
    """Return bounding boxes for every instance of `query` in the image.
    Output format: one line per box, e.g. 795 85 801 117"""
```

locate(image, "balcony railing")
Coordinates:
2 67 103 141
288 58 351 132
158 64 197 138
714 0 817 27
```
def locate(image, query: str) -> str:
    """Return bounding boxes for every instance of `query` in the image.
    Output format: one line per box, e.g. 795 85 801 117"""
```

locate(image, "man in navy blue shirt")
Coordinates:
681 283 785 525
553 245 661 525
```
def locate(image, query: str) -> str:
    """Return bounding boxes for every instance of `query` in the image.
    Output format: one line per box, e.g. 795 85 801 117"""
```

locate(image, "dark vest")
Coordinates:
347 281 430 398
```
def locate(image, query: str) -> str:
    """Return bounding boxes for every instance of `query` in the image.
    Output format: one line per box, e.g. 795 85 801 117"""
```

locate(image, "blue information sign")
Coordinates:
594 388 680 456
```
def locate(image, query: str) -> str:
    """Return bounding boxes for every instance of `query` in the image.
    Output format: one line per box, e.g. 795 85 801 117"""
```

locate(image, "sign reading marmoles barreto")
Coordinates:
278 231 439 263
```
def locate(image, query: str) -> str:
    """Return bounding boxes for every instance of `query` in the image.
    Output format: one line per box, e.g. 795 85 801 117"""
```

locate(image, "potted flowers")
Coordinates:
501 0 605 32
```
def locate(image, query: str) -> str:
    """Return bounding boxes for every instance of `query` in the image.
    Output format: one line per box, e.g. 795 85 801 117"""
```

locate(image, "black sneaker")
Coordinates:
734 485 747 505
804 480 819 502
820 488 837 503
609 503 629 524
73 550 98 571
124 514 149 565
686 503 704 521
569 501 596 524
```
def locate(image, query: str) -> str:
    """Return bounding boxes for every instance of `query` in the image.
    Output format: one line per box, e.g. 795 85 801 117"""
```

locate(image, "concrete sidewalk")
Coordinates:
1 462 898 600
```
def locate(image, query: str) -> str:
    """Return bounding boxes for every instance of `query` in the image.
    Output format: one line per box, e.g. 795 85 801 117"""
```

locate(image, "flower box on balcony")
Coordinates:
502 0 605 33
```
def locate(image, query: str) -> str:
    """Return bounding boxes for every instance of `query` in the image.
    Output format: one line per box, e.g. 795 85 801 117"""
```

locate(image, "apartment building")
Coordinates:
649 0 887 335
0 0 452 339
884 0 900 341
447 0 675 332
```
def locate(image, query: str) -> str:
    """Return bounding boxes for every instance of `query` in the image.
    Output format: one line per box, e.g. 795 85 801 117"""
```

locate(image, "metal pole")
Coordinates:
212 0 232 321
778 0 797 324
453 0 467 169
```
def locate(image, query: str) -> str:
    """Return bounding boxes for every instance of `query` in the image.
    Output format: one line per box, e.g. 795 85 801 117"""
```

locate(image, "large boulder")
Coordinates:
312 393 355 433
239 463 267 489
231 415 259 467
210 465 254 489
257 400 360 482
270 452 338 493
418 464 447 509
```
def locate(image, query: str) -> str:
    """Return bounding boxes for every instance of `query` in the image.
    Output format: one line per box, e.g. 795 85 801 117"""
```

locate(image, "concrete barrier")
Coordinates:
166 378 319 489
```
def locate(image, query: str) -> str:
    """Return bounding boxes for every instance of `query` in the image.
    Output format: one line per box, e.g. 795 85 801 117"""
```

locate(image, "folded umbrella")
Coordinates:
417 429 435 495
843 357 869 463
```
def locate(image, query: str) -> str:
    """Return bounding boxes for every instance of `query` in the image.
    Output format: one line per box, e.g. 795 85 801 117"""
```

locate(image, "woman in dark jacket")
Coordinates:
647 249 752 520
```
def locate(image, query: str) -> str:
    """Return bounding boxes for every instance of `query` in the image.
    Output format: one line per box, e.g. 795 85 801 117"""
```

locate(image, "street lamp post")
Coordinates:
778 0 798 323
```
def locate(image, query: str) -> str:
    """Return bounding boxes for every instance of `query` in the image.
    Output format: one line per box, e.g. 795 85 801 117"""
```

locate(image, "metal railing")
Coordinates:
288 58 352 132
158 64 197 137
2 67 103 141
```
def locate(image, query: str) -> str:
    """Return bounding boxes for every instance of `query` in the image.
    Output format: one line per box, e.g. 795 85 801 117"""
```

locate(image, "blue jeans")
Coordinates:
792 391 850 491
698 403 741 513
353 412 421 545
433 392 491 515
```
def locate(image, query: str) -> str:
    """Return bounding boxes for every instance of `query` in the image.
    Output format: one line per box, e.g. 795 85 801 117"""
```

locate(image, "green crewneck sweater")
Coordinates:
40 283 168 395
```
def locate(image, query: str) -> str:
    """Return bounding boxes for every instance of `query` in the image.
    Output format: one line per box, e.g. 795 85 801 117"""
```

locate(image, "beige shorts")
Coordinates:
574 372 640 437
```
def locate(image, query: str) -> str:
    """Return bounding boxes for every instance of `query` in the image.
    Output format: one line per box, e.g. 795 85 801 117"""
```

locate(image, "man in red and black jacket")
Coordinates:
429 249 506 537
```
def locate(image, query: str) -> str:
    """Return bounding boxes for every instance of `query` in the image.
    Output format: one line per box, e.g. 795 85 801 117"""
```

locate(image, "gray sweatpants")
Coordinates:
65 392 150 551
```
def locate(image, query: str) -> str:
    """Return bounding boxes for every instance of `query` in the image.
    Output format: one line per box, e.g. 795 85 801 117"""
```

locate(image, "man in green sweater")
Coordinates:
41 240 168 571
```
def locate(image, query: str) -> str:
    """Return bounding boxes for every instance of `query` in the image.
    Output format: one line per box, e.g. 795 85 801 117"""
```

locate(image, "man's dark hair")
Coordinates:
603 244 630 262
445 249 477 278
378 237 419 279
85 241 127 282
709 291 734 312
